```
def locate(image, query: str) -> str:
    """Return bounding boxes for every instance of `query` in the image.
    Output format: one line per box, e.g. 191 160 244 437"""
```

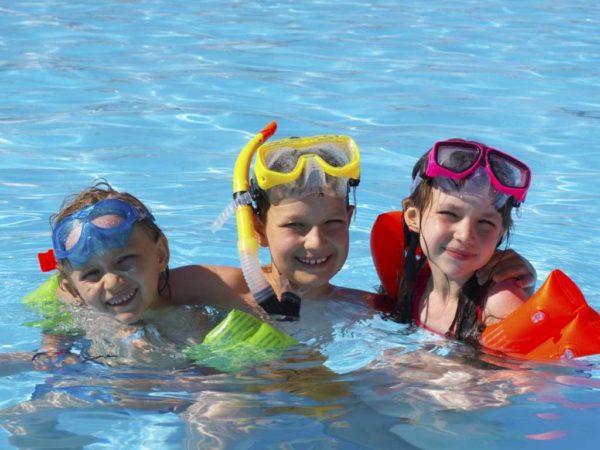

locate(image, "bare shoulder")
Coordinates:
168 264 261 314
483 279 529 325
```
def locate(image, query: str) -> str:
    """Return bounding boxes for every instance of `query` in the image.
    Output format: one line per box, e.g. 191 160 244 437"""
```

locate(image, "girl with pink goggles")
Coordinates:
421 139 532 206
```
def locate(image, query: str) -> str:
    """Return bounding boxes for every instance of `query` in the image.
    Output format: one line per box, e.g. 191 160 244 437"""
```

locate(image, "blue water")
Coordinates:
1 0 600 448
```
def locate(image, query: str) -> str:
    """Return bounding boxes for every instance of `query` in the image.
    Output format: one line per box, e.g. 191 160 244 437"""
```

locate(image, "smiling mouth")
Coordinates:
106 289 137 307
297 256 330 266
445 248 476 259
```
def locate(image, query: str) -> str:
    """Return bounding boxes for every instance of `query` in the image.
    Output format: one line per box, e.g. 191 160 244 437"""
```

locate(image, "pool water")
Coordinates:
1 0 599 448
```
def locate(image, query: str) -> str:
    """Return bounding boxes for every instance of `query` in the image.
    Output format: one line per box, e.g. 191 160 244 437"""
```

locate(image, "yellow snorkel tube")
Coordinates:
232 121 280 307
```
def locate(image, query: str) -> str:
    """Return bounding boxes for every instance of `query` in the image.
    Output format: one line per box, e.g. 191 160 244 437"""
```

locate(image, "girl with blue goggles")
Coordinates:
51 198 155 268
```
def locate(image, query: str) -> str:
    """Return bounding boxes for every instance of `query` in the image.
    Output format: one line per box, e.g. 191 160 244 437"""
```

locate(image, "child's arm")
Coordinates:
476 249 537 296
168 264 261 315
482 279 528 326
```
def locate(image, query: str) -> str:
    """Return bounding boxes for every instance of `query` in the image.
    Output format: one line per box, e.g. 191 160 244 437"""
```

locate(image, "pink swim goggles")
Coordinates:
424 139 531 205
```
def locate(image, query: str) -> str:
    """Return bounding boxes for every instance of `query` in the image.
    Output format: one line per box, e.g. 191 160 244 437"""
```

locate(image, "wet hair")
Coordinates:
52 180 171 297
392 141 516 344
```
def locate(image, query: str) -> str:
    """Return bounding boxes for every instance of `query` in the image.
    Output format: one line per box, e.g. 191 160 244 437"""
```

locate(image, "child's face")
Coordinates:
405 187 505 284
63 223 168 324
257 194 353 298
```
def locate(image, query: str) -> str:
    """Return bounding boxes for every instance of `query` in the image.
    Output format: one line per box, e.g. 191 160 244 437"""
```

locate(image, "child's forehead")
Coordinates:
433 186 499 213
270 194 347 214
272 193 346 207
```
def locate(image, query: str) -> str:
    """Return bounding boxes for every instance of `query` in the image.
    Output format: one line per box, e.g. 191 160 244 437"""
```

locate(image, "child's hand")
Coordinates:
476 249 537 296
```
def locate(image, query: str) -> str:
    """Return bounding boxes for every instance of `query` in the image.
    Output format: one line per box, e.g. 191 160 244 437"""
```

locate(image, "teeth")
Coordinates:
107 290 135 306
298 256 328 265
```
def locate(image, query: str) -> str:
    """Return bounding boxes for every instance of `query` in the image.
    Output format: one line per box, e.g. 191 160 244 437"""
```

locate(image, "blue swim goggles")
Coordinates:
51 198 155 268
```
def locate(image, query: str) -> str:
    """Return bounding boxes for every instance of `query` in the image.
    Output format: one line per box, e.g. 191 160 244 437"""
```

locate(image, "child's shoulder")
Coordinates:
169 264 261 314
169 264 247 300
483 279 528 325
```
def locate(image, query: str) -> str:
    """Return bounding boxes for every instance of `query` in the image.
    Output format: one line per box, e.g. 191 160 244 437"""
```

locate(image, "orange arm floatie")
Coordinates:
370 211 405 299
481 269 600 360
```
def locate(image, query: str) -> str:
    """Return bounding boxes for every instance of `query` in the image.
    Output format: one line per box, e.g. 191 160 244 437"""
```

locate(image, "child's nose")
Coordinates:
304 226 326 248
102 272 124 290
455 219 475 242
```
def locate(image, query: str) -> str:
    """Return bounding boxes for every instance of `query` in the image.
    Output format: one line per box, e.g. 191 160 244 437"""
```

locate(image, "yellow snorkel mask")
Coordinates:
251 134 361 205
254 135 360 191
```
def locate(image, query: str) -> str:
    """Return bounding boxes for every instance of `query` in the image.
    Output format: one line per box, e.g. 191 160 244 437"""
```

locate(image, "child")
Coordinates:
392 138 532 342
249 133 368 303
169 133 375 315
32 181 263 368
50 182 257 321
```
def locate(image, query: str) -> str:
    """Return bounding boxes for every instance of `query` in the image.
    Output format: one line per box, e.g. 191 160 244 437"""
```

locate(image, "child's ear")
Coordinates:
346 205 355 223
156 235 170 271
252 213 269 247
403 202 421 233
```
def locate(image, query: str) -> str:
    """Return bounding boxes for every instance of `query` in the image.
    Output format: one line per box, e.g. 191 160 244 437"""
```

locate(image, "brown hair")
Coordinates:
52 180 170 296
392 144 516 343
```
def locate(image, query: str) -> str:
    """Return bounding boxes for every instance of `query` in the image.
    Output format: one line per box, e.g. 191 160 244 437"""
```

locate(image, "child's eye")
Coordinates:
325 219 346 228
116 254 137 269
438 210 459 220
283 222 305 230
81 270 101 282
479 219 498 229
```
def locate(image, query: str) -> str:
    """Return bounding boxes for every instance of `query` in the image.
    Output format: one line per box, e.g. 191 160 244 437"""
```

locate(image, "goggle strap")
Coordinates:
38 249 57 272
249 178 263 202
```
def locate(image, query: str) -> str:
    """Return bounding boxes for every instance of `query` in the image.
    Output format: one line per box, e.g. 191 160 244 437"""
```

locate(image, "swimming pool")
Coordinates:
1 0 599 448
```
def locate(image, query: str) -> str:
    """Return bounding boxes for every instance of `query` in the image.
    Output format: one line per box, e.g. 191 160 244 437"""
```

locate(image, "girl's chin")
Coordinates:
113 311 141 325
